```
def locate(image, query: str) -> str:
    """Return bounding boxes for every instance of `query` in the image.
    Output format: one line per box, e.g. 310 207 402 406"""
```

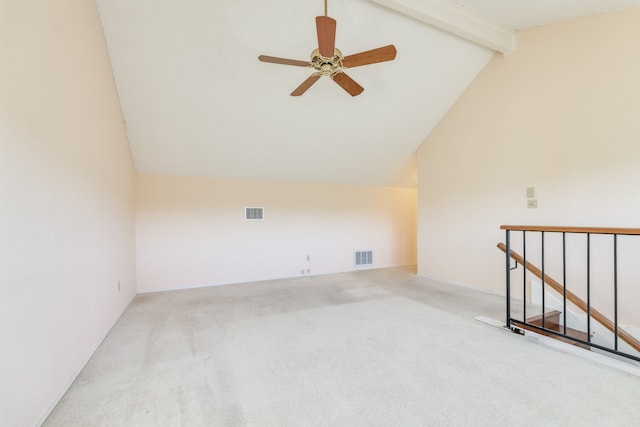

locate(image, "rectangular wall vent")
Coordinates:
245 207 264 220
354 250 373 266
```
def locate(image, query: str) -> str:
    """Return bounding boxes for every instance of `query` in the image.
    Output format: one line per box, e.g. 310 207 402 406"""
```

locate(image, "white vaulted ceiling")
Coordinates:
96 0 640 187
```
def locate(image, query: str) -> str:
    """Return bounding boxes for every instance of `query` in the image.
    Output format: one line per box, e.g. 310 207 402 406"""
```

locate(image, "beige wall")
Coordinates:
417 9 640 320
136 174 417 292
0 1 136 425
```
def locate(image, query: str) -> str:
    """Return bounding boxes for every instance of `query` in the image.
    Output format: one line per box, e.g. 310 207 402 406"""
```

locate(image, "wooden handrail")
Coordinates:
497 242 640 353
500 225 640 235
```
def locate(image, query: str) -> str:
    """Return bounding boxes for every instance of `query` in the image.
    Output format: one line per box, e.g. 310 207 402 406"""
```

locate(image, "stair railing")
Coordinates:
500 225 640 362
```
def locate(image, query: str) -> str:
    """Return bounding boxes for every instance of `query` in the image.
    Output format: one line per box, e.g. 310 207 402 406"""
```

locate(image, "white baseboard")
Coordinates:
416 273 510 299
138 265 418 295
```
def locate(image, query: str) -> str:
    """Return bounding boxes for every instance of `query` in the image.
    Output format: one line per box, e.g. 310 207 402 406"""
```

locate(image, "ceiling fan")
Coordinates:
258 0 397 97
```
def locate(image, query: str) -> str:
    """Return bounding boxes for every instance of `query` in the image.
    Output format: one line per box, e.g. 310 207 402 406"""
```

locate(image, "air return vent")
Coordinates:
245 207 264 220
354 250 373 266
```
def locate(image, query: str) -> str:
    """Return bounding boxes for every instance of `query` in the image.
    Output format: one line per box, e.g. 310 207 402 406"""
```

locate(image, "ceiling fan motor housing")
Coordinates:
311 48 344 76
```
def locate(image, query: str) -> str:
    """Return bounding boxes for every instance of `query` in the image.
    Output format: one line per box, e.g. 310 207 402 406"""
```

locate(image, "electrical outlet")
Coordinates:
306 255 310 262
527 199 538 209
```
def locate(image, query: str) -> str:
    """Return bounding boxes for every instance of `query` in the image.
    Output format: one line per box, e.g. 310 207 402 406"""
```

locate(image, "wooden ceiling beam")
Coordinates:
370 0 517 55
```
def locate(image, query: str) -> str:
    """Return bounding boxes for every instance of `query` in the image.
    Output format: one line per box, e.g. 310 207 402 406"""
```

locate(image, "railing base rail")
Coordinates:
509 319 640 363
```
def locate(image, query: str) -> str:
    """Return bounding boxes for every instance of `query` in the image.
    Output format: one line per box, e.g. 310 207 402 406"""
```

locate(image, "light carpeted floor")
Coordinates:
44 267 640 426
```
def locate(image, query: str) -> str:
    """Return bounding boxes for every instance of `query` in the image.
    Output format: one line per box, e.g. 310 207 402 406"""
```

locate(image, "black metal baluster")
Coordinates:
587 233 591 343
614 234 619 351
523 231 527 322
563 232 567 335
506 229 511 329
541 231 545 329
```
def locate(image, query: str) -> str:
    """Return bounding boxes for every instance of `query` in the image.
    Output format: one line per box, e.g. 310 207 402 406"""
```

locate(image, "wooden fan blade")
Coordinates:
291 74 322 96
258 55 310 67
331 72 364 97
316 16 336 58
341 45 397 68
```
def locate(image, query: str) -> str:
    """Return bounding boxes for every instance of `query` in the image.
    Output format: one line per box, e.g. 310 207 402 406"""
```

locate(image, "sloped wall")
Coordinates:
417 9 640 321
0 1 136 425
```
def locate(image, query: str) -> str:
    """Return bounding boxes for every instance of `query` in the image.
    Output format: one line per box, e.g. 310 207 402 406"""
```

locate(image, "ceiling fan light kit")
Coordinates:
258 1 397 97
